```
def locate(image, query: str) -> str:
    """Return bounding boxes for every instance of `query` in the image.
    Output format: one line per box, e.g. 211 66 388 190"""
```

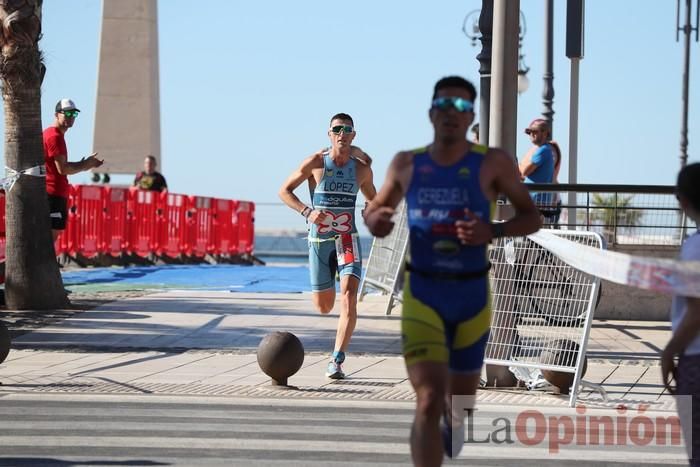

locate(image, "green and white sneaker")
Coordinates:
325 360 345 379
325 351 346 379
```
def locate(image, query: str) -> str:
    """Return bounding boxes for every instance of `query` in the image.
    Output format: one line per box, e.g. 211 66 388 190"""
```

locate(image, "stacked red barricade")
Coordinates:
0 185 255 265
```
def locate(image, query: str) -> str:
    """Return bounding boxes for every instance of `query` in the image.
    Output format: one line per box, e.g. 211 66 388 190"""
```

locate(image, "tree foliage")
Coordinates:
591 193 644 231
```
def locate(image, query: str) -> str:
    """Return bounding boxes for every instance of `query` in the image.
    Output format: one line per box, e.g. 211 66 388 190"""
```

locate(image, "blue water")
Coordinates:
62 264 311 293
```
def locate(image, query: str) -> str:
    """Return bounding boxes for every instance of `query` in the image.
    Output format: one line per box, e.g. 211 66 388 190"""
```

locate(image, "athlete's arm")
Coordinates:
356 165 377 218
278 152 326 224
350 146 372 166
455 149 541 245
363 151 413 238
492 149 541 236
662 296 700 393
358 164 377 202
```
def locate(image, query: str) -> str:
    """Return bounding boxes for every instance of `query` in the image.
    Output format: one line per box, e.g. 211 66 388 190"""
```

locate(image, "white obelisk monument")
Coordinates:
92 0 160 176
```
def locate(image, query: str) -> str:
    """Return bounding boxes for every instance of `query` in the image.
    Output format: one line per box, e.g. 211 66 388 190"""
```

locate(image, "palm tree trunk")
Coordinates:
1 0 68 309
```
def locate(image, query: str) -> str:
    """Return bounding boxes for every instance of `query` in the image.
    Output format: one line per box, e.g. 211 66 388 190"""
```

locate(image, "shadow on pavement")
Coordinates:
0 459 169 466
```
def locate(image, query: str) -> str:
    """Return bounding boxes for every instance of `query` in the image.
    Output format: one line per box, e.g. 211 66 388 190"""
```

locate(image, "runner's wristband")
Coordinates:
301 206 312 218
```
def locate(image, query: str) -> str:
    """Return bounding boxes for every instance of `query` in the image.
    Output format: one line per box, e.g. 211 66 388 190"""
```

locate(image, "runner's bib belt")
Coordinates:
405 262 492 281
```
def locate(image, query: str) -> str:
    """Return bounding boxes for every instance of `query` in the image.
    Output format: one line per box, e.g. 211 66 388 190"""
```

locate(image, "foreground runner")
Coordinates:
363 76 540 466
279 113 376 379
662 162 700 466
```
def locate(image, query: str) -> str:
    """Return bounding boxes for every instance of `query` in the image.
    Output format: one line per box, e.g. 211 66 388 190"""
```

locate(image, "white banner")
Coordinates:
2 164 46 192
529 230 700 298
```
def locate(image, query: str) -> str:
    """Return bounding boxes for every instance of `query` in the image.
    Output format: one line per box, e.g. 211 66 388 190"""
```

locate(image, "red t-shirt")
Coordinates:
43 126 70 197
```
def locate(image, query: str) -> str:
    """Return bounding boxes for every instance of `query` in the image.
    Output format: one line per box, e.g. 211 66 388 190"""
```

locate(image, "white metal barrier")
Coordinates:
485 230 605 407
358 200 409 315
362 220 606 406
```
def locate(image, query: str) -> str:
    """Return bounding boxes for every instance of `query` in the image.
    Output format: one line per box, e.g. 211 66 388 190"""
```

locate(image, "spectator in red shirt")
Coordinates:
133 155 168 192
43 98 104 241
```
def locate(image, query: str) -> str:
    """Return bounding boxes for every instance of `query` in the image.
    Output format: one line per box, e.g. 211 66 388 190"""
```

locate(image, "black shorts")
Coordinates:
540 200 562 226
48 195 68 230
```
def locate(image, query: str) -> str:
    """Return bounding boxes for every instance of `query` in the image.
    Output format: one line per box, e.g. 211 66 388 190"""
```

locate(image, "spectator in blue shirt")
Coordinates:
519 119 557 223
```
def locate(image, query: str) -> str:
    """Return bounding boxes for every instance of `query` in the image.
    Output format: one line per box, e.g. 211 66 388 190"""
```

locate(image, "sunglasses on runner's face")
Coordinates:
431 96 473 113
330 125 354 134
61 110 79 118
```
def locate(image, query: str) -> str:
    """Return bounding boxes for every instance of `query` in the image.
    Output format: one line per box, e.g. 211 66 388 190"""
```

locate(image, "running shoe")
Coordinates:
325 360 345 379
441 410 465 459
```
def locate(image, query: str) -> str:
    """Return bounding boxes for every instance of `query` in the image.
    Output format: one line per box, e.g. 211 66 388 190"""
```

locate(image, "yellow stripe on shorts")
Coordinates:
453 292 492 349
401 273 449 365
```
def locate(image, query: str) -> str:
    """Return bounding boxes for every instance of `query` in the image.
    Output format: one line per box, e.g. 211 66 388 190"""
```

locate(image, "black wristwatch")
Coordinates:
490 222 506 239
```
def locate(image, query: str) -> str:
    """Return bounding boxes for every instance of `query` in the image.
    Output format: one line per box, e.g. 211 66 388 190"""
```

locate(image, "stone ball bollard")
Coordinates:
540 339 588 395
256 331 304 387
484 363 519 388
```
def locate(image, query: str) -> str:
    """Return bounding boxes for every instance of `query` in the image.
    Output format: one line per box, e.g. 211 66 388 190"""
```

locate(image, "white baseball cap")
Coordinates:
55 98 80 113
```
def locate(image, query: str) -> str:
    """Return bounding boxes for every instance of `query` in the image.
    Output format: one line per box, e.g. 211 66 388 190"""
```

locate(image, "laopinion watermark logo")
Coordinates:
450 396 689 461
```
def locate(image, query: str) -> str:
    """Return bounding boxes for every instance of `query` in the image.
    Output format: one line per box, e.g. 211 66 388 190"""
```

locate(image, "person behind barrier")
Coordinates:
43 98 104 242
279 113 376 380
133 155 168 192
550 140 562 184
545 140 563 225
662 162 700 466
470 123 479 144
519 118 558 224
363 76 541 465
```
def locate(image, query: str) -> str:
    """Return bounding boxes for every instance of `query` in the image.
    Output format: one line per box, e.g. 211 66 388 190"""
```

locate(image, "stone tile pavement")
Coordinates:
0 290 676 411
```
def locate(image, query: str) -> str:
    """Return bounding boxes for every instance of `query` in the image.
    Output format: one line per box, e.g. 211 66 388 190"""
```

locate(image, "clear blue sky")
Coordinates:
1 0 698 233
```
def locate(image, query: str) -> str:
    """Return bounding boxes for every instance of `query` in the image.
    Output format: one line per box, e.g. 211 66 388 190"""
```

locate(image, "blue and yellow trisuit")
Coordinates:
402 144 493 373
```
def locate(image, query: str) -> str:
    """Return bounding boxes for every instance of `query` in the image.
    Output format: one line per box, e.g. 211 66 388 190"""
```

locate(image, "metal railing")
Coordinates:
525 183 696 247
254 183 696 254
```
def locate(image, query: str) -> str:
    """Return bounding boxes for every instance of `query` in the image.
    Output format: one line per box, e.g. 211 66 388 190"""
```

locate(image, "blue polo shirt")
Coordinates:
524 143 555 184
524 143 555 207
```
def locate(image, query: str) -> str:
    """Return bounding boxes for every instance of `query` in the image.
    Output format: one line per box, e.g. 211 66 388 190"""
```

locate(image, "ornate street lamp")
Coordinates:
463 9 529 94
517 14 530 94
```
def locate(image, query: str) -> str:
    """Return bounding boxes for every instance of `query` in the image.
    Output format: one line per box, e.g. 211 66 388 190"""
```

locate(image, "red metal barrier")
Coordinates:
157 192 188 258
70 184 104 258
0 185 254 265
126 188 159 257
237 201 255 254
229 200 240 256
212 198 238 257
55 185 76 256
103 187 129 257
186 195 213 258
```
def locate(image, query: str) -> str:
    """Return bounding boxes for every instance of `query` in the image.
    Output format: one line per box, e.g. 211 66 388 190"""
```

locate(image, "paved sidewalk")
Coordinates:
0 290 675 412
